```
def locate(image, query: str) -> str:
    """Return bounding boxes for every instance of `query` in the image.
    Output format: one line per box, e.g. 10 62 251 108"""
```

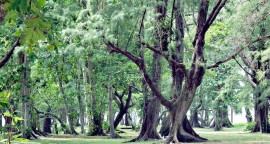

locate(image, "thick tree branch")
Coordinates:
0 38 20 68
106 42 172 109
112 95 121 109
193 0 227 45
207 35 270 69
192 0 209 46
124 85 133 110
140 41 186 75
106 42 142 66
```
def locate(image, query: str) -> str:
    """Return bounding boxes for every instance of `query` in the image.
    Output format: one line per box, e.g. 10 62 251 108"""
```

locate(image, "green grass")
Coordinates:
32 125 270 144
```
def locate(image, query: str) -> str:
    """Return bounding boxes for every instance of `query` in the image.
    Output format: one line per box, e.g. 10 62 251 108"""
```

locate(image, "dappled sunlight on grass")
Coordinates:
33 125 270 144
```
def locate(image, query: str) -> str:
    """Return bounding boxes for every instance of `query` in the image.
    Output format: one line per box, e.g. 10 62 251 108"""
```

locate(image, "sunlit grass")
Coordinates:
33 125 270 144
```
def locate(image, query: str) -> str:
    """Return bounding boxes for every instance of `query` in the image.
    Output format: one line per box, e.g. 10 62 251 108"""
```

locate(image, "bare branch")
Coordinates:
106 42 142 67
193 0 227 45
207 35 270 69
238 52 256 71
138 9 147 42
131 85 142 93
233 58 253 77
0 38 20 68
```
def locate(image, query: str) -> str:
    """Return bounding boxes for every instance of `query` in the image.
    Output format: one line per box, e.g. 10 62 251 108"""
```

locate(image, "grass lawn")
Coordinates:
32 125 270 144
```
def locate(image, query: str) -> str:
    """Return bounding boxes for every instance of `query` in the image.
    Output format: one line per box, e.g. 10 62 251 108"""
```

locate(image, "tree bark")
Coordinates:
107 0 227 143
77 63 85 134
108 83 119 138
112 85 133 129
87 52 94 134
0 39 19 68
43 117 52 133
245 108 252 122
87 53 105 136
131 52 162 142
82 62 90 126
19 52 32 139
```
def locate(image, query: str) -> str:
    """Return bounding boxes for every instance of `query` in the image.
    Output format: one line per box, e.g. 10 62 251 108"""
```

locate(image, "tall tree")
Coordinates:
107 0 228 142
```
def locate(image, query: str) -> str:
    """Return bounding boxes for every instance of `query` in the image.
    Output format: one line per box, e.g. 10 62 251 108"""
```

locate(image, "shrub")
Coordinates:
102 121 109 131
245 122 255 131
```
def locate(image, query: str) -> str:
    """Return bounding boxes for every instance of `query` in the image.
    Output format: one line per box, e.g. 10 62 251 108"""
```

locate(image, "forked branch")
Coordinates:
106 42 172 109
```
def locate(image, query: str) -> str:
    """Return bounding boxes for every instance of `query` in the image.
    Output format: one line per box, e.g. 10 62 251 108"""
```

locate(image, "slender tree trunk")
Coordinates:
245 108 252 122
87 52 94 134
132 53 162 141
56 64 77 135
82 62 89 126
113 110 126 128
77 63 85 134
112 85 133 129
190 109 201 128
53 118 58 134
108 83 119 138
0 114 2 127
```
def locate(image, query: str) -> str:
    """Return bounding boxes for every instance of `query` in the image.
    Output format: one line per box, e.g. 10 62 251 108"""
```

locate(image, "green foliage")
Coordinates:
134 124 141 132
244 122 256 131
0 91 10 108
102 121 109 131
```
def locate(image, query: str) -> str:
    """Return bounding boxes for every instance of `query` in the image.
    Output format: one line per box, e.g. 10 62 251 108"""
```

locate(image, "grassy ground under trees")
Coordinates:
30 124 270 144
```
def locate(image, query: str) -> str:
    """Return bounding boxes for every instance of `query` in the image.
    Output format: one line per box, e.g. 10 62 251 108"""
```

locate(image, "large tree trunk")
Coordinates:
259 102 269 133
190 88 203 128
165 1 206 143
43 117 52 133
222 106 233 128
19 52 32 139
131 53 162 141
166 87 206 143
211 99 232 130
43 107 52 134
87 53 105 136
106 0 226 143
